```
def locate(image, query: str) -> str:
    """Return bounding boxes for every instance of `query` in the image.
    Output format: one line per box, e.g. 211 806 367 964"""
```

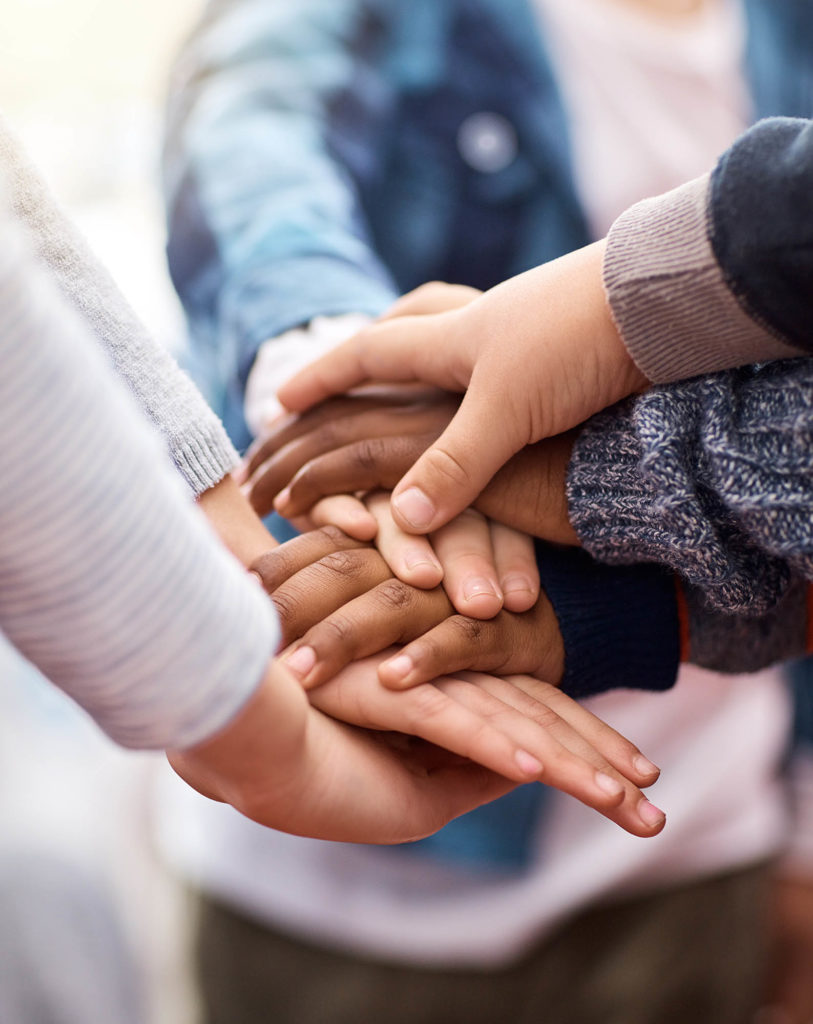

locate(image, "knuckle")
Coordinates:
375 579 416 612
354 437 384 475
317 524 352 548
319 548 363 578
448 616 485 645
250 550 292 591
315 614 355 648
530 703 560 730
404 686 451 728
426 446 470 489
270 588 299 632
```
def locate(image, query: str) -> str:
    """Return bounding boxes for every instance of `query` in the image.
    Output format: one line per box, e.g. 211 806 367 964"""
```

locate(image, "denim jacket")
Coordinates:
164 0 813 448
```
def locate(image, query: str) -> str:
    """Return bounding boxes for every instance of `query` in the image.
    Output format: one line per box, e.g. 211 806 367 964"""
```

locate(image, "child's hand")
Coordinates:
308 657 665 838
278 241 647 535
250 527 562 690
167 655 517 845
364 489 540 617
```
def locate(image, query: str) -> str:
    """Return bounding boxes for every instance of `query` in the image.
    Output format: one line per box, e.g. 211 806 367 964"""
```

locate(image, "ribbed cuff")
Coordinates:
685 577 808 675
171 422 240 497
535 541 679 700
603 174 799 384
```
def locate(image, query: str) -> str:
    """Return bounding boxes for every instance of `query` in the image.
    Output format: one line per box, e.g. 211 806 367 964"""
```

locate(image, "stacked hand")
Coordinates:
243 524 666 838
276 242 648 536
250 521 564 688
205 271 667 844
172 530 665 841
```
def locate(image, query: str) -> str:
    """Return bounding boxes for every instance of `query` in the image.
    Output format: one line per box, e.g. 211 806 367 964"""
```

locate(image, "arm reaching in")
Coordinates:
279 118 813 535
278 241 644 533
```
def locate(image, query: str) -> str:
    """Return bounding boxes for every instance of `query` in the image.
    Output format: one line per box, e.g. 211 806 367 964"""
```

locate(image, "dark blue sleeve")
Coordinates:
534 541 680 699
789 655 813 748
710 117 813 352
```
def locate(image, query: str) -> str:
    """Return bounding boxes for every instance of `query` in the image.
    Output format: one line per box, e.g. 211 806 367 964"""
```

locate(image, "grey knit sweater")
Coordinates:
570 132 813 668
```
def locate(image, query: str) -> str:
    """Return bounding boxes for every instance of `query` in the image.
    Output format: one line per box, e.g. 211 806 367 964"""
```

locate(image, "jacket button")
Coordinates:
457 112 518 173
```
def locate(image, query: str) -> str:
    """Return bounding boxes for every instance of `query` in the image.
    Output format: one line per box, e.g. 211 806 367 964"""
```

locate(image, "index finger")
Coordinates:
277 313 468 413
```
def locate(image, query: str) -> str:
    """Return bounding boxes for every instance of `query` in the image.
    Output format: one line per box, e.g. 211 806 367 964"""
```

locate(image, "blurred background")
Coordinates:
0 2 204 1021
3 4 813 1024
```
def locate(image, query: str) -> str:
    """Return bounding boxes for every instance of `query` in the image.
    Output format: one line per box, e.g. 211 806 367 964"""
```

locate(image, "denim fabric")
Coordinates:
165 0 813 446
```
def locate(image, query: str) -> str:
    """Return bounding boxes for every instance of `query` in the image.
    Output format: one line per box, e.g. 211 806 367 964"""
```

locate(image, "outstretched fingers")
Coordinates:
445 674 665 837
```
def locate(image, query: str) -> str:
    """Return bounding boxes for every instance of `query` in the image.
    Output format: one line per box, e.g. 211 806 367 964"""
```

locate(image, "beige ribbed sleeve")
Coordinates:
603 174 802 384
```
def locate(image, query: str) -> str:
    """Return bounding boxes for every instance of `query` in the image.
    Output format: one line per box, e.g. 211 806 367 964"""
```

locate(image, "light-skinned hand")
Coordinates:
307 656 666 838
277 242 647 535
167 656 515 844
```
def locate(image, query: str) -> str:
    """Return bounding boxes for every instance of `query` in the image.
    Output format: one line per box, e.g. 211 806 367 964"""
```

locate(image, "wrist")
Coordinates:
168 657 308 815
197 474 277 566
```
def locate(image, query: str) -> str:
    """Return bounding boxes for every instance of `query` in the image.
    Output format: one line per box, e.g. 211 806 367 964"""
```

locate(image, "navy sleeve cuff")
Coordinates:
535 541 680 700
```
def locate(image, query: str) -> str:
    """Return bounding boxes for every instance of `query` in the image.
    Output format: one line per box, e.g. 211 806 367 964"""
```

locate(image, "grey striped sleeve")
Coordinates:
0 114 238 495
603 174 802 384
0 196 279 750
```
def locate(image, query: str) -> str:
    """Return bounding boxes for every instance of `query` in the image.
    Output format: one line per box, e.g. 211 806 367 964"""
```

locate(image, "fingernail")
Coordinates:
285 646 316 678
393 487 436 531
233 463 247 485
274 487 292 511
595 772 623 797
382 654 414 681
462 576 501 602
501 574 535 597
633 754 660 777
638 798 666 827
404 548 442 573
515 750 543 777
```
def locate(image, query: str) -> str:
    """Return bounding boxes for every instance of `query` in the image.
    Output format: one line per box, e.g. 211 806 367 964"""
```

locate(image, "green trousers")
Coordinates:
195 862 770 1024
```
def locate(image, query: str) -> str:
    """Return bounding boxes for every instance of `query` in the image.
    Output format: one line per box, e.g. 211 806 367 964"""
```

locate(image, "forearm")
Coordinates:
534 542 680 699
541 543 812 698
683 577 811 675
164 0 397 397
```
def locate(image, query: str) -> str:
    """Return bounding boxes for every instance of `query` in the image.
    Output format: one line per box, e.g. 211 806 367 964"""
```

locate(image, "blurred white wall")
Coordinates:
0 0 202 349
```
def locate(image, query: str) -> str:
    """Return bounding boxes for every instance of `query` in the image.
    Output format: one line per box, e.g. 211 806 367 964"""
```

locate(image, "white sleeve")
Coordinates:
244 313 372 436
0 196 279 751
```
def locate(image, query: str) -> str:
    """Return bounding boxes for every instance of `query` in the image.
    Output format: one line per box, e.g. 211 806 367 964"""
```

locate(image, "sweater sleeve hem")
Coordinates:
535 541 679 700
603 174 801 384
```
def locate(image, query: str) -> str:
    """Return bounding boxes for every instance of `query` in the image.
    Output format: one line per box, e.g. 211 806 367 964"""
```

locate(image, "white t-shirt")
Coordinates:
534 0 750 237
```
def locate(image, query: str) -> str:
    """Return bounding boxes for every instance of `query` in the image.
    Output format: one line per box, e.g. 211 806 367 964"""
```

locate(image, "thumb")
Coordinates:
390 382 522 534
